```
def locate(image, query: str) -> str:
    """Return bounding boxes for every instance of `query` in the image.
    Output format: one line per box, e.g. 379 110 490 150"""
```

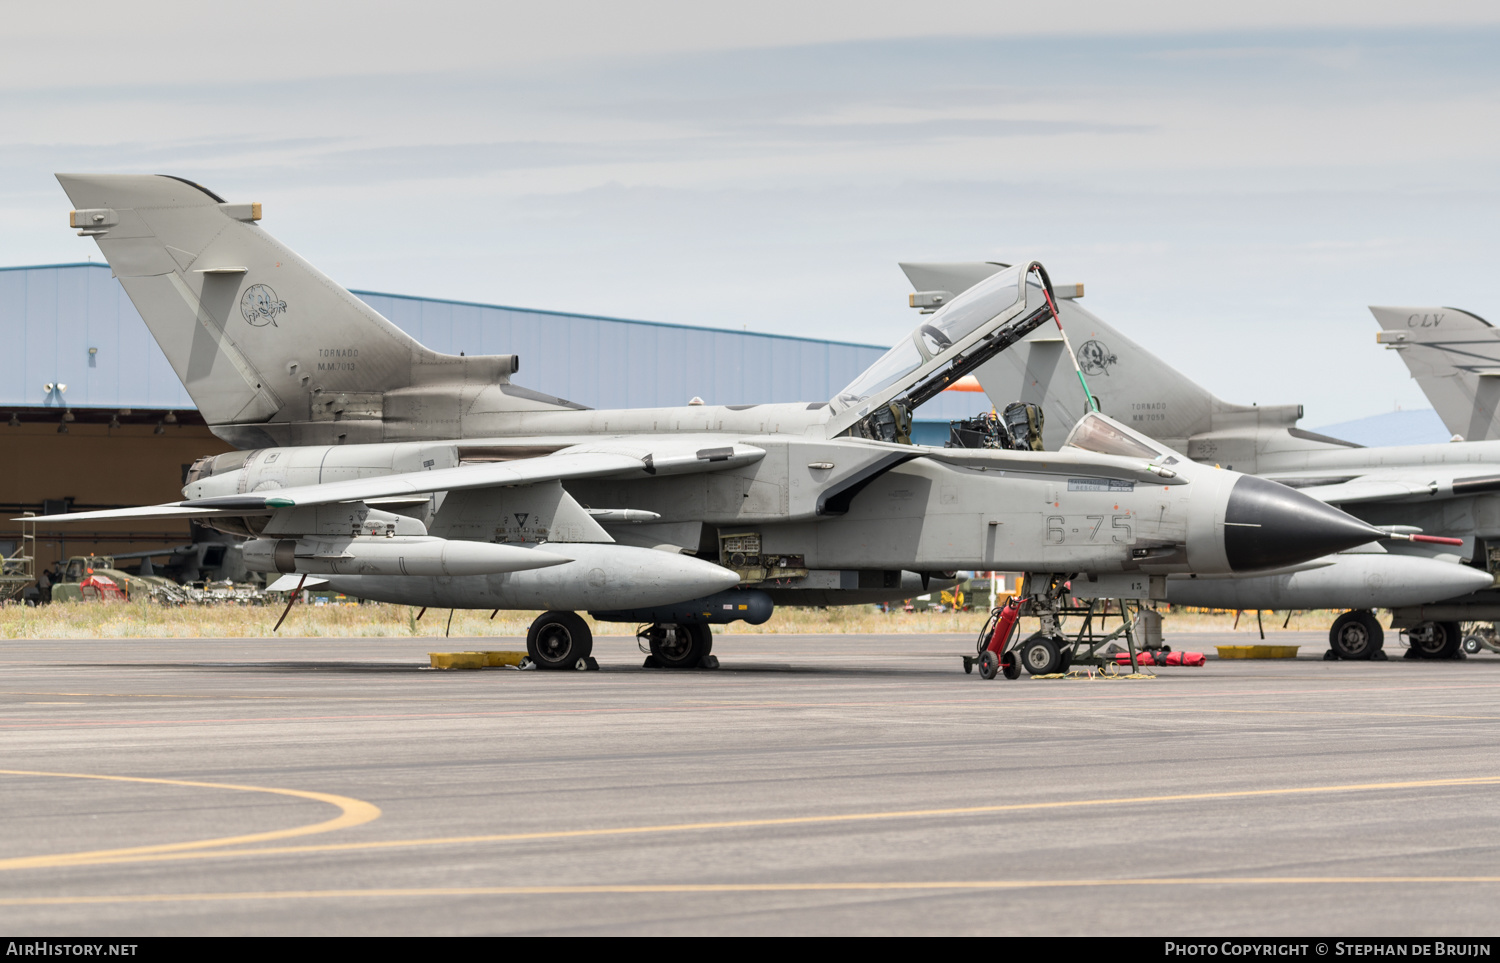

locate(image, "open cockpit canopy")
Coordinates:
829 262 1059 441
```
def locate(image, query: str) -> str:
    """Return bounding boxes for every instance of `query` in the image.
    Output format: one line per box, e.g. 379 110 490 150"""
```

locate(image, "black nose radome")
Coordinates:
1224 475 1386 572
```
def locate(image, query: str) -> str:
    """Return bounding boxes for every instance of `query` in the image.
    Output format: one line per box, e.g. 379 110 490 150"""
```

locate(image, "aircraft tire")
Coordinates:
1329 610 1384 660
527 611 594 670
1439 621 1464 658
1020 634 1062 676
1057 646 1074 673
1408 620 1462 660
647 622 710 669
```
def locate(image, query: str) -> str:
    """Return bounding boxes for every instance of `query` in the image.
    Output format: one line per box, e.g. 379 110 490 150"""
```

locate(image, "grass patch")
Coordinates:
0 600 1348 640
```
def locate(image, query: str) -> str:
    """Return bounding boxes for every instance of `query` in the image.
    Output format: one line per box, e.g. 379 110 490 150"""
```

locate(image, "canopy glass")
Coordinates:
833 263 1026 409
1063 411 1167 460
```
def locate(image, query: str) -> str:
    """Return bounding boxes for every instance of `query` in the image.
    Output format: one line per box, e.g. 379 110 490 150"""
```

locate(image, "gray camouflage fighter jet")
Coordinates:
901 263 1498 661
34 174 1386 672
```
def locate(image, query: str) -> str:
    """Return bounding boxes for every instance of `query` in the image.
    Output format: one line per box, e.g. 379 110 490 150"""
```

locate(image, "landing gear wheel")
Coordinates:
645 622 712 669
1020 634 1063 676
526 611 594 670
1329 610 1384 660
1001 651 1022 680
1057 647 1074 673
979 650 999 680
1408 621 1462 660
1463 636 1484 655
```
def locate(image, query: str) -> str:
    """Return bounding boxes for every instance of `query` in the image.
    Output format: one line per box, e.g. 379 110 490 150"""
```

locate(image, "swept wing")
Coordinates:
23 441 766 524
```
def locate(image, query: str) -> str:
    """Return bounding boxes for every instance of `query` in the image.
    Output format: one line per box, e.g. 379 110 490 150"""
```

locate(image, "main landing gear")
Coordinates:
1325 611 1474 661
1403 620 1464 660
521 612 719 671
525 611 596 670
1326 609 1386 661
639 623 718 669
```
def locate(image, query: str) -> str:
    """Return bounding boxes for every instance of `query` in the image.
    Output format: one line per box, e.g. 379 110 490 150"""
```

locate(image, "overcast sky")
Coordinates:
5 2 1500 424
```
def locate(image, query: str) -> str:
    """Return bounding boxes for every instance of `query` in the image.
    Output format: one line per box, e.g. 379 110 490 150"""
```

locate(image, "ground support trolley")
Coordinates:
964 589 1155 680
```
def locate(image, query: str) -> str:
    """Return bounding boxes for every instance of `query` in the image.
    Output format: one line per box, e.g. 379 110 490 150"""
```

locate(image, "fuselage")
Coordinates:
186 398 1387 609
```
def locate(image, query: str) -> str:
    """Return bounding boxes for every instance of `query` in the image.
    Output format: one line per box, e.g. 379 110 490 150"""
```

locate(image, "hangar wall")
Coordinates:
0 263 990 578
1 419 230 578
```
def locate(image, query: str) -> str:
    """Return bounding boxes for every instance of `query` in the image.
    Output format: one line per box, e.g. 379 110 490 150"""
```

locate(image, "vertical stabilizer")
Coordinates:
898 263 1221 450
55 174 551 447
56 174 425 425
973 297 1222 451
1370 306 1498 442
899 262 1343 471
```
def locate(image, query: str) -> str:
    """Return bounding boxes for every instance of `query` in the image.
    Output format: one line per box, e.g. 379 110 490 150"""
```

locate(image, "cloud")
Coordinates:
4 25 1500 423
7 1 1500 87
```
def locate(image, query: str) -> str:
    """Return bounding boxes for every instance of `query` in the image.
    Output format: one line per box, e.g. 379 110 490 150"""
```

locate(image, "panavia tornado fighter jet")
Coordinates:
901 262 1498 661
37 174 1385 671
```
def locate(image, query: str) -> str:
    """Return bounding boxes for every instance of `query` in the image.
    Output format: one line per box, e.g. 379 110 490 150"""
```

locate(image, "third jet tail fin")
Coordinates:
1370 306 1500 442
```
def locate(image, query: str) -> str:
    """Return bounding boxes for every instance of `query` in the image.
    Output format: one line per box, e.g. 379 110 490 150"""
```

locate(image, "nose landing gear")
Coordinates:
964 574 1151 680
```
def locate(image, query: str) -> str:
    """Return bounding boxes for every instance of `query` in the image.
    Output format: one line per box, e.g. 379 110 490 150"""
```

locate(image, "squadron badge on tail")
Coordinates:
241 284 288 327
1078 339 1117 376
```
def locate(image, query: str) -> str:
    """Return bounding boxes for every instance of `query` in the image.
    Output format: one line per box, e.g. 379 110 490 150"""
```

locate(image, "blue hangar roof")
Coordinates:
0 263 988 429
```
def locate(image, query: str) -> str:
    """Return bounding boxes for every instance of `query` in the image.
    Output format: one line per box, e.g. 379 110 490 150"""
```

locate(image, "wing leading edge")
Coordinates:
1275 468 1500 505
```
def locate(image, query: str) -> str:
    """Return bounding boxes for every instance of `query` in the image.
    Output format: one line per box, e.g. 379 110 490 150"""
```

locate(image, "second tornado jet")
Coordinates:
903 262 1496 660
41 174 1387 671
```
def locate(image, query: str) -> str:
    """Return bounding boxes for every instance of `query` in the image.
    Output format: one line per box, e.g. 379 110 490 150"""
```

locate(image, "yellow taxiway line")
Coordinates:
6 773 1497 872
0 769 380 871
6 877 1500 907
